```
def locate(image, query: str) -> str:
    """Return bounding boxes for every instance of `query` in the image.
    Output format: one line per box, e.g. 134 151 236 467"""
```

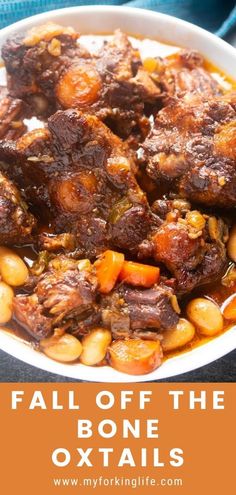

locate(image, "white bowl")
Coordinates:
0 6 235 382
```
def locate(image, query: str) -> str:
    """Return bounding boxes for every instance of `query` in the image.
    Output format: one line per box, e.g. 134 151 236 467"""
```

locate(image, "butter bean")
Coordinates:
0 281 14 324
80 328 112 366
161 318 195 352
0 247 29 286
187 298 223 336
40 333 82 362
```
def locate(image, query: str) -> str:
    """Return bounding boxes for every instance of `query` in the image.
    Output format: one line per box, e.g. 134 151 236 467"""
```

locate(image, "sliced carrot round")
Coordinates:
119 260 160 288
109 339 163 375
56 64 101 108
95 250 124 294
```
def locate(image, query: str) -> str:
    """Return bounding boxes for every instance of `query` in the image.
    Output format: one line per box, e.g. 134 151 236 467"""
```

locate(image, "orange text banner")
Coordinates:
0 383 234 494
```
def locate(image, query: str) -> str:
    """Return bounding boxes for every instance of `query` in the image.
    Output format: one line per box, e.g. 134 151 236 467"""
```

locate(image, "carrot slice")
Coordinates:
56 64 101 108
95 250 124 294
223 294 236 321
119 260 160 288
109 339 163 375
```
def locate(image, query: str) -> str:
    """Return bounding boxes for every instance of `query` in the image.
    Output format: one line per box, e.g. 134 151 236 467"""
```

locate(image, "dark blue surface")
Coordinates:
0 348 235 382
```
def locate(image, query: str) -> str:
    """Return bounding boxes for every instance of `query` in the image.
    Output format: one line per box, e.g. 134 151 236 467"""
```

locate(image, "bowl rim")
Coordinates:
0 5 236 58
0 5 235 382
0 326 235 382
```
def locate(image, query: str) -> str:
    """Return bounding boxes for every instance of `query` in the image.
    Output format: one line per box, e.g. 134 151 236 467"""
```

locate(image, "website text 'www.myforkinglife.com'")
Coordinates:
53 476 183 489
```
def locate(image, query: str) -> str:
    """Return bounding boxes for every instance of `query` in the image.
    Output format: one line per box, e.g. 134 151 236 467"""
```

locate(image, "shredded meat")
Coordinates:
13 255 99 339
0 109 152 257
0 86 28 139
1 23 87 117
138 200 228 293
102 283 179 339
159 50 222 99
0 170 36 245
13 294 52 339
2 25 160 139
142 93 236 207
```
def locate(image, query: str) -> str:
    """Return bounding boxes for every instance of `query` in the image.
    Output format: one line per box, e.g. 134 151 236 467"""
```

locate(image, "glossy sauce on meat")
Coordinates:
0 31 235 368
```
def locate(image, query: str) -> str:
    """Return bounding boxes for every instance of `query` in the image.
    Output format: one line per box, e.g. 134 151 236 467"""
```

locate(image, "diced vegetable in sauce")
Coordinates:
109 339 163 375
